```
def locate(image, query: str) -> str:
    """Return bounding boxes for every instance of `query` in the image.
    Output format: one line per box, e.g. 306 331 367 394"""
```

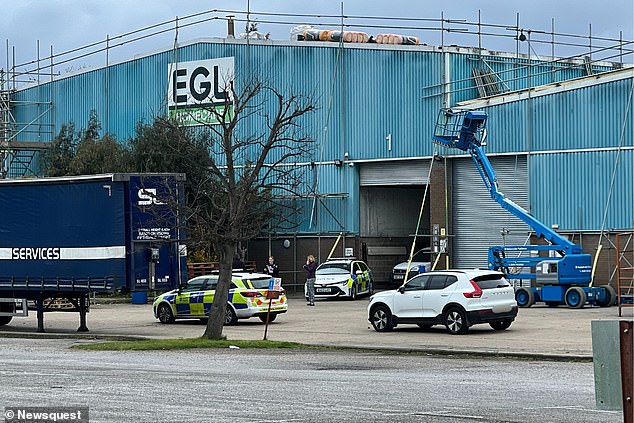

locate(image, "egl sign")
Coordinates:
167 57 234 126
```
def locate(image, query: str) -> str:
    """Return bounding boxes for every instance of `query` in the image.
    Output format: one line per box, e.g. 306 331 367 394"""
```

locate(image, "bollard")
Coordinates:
619 321 633 423
592 320 633 423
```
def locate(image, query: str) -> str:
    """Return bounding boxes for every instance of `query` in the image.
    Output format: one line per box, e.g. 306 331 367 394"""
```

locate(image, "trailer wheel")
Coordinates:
565 287 586 309
597 285 617 307
515 287 535 308
157 303 175 324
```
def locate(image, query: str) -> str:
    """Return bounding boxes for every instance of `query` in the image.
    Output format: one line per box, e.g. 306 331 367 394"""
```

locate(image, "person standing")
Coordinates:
263 256 280 278
303 254 317 306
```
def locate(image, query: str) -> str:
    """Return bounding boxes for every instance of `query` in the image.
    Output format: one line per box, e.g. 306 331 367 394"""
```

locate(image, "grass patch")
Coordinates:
72 338 306 351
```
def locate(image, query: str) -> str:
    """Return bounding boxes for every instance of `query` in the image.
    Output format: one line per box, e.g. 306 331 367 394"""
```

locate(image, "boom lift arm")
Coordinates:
432 109 592 286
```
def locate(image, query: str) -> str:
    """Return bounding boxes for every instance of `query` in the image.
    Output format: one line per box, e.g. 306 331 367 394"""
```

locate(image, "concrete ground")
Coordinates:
1 296 632 360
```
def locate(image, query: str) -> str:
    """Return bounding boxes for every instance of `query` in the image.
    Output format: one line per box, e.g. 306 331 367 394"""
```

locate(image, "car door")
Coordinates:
353 261 368 293
421 275 458 318
359 261 373 293
392 275 428 318
175 277 207 317
200 276 218 316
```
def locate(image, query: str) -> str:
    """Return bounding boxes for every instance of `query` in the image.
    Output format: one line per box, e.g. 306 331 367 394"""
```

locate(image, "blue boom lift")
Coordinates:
432 108 617 308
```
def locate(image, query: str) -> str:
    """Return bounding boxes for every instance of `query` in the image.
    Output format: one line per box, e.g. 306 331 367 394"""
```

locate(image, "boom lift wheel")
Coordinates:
564 287 586 309
515 287 535 308
597 285 617 307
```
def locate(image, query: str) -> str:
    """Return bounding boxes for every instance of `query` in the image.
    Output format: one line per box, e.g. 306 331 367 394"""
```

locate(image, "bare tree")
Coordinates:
181 78 316 339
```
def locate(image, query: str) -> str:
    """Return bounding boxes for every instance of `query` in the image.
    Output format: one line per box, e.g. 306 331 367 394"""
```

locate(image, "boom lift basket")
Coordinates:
433 108 488 150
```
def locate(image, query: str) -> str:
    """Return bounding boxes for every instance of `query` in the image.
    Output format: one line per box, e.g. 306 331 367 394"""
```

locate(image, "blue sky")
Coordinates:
2 1 632 73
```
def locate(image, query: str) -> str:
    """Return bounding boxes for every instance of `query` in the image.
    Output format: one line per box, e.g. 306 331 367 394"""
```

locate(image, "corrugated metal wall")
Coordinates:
466 73 633 230
530 150 633 230
452 155 530 269
359 160 430 185
9 39 631 236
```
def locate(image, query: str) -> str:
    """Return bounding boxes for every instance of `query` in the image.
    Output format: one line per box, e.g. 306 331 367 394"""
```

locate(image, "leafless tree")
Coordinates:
180 78 316 339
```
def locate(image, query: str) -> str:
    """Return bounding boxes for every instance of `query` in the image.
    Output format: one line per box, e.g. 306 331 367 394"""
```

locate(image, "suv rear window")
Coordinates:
472 274 510 289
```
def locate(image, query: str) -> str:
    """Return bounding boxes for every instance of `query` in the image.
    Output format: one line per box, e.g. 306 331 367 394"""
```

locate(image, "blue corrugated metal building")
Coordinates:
6 35 633 285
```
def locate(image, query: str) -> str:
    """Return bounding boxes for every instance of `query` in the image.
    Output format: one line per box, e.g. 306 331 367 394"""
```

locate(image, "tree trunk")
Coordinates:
203 241 235 339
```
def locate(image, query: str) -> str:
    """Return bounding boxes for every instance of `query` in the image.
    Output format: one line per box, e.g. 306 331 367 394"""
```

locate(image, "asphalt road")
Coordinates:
0 338 622 423
2 297 631 359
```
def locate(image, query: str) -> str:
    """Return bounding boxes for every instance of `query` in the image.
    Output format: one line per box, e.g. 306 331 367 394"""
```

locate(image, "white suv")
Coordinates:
368 269 518 334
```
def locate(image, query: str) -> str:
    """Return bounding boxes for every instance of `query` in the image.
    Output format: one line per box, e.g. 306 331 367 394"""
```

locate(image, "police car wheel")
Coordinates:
224 306 238 325
157 304 175 324
258 314 277 323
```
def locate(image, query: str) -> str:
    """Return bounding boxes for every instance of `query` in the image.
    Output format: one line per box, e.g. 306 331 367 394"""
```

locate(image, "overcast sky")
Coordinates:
2 0 633 74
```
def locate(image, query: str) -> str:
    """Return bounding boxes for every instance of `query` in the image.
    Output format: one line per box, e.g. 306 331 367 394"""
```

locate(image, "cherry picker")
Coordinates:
432 109 616 308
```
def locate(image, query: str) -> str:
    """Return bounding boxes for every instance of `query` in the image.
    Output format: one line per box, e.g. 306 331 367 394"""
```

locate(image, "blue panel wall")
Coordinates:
14 40 613 159
530 150 633 230
278 163 358 234
10 39 630 235
472 75 634 154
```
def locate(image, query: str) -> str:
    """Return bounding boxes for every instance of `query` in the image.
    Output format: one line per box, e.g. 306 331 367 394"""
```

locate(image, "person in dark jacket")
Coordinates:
263 256 280 278
232 256 245 270
303 254 317 306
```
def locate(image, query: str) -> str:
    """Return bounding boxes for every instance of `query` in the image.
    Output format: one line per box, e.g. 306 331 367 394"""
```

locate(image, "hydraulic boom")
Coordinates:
431 109 615 308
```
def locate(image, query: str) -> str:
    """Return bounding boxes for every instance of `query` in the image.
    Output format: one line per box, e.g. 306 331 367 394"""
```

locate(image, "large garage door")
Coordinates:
452 155 529 269
360 160 430 186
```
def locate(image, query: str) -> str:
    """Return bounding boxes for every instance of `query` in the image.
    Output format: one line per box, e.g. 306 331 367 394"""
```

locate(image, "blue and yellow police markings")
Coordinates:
347 269 371 295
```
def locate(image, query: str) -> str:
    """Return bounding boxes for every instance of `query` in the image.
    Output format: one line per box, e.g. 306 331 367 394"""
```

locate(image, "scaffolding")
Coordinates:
1 43 52 179
2 9 632 178
616 232 634 317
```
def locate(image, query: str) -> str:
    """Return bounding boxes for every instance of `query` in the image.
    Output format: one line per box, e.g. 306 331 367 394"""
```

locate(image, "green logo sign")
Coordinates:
168 104 234 126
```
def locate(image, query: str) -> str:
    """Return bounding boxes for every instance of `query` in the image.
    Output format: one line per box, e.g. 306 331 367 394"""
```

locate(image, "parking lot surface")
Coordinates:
2 296 631 360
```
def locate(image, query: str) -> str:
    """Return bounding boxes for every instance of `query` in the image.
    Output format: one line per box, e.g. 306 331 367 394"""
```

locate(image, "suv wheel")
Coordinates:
489 320 512 331
444 307 469 335
370 305 393 332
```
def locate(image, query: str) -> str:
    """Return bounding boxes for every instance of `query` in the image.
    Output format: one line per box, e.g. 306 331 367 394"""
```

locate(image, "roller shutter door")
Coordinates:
452 155 530 269
360 160 430 186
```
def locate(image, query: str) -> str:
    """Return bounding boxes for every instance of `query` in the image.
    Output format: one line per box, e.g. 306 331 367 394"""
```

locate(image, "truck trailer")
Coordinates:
0 173 187 332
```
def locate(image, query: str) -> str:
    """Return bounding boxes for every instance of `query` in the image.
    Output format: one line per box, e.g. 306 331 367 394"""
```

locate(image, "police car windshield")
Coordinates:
247 277 272 289
316 263 350 275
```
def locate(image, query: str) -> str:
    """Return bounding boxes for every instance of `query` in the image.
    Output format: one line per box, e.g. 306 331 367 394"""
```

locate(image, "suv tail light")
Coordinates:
463 280 483 298
241 291 261 297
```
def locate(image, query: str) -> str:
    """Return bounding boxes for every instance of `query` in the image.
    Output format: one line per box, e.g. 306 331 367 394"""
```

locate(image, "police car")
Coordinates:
305 259 374 300
153 272 287 325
